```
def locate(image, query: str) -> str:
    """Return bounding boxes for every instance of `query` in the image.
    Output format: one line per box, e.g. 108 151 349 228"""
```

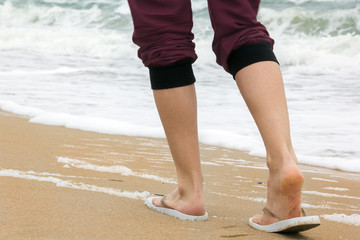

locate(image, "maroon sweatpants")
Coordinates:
128 0 277 89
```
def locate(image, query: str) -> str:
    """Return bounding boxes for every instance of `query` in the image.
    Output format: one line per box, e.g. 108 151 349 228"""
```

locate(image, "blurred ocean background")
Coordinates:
0 0 359 173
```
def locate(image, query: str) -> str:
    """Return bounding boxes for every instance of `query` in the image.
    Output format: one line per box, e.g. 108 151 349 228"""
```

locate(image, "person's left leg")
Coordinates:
152 84 205 216
127 0 206 217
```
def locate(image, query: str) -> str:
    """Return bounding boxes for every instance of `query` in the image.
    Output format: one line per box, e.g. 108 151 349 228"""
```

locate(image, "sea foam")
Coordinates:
0 168 150 200
1 100 360 173
321 213 360 226
57 157 176 183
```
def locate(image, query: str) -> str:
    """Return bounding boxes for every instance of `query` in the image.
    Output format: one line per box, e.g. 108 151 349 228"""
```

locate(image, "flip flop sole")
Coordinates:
249 215 321 233
145 197 208 222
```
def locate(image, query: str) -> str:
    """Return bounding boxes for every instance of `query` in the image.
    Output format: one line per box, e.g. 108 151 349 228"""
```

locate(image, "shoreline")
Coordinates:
1 111 359 239
1 100 359 175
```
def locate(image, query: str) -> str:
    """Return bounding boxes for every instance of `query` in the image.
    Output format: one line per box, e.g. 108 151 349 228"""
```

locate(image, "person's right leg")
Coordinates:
207 0 304 225
234 61 303 225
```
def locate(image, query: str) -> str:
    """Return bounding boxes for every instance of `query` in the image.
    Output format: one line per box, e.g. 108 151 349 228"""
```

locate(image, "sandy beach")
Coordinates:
0 111 359 240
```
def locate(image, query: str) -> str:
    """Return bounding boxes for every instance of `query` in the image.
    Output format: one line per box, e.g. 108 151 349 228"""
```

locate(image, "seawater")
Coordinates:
0 0 359 173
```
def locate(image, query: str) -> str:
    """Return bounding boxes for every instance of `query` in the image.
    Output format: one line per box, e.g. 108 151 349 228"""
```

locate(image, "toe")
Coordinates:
152 197 163 207
251 214 262 224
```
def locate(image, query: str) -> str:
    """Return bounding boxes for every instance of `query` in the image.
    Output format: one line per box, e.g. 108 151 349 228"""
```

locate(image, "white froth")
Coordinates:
301 203 331 209
201 161 222 166
209 191 266 203
0 168 150 200
57 157 133 175
0 169 66 184
303 191 360 200
57 157 176 183
134 173 176 184
323 187 349 192
321 214 360 226
312 178 338 183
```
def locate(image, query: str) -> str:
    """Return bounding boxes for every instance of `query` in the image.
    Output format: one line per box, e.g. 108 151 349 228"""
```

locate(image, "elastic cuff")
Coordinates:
228 44 279 79
149 61 196 90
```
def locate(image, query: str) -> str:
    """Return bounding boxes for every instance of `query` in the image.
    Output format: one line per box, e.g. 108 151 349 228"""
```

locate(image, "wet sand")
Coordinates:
0 111 359 240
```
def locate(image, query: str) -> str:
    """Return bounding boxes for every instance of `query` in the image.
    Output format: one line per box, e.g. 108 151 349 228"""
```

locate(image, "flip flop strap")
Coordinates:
263 207 282 220
301 207 306 216
263 207 306 221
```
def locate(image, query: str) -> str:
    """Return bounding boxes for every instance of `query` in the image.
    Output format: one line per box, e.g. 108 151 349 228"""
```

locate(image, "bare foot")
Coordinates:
252 160 304 225
152 188 206 216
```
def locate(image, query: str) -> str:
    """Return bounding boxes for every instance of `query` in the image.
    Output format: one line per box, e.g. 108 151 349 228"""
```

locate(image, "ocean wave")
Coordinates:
274 34 360 74
0 1 132 30
259 5 360 37
0 25 136 58
286 0 359 4
2 0 359 38
6 32 356 77
0 17 358 75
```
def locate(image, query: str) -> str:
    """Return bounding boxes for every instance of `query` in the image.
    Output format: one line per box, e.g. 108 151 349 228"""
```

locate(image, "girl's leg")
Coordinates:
127 0 205 215
152 84 205 216
208 0 302 224
235 61 303 225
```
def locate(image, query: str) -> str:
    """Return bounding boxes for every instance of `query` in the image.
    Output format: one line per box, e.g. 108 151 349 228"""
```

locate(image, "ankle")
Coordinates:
178 172 203 193
178 181 203 199
266 149 298 173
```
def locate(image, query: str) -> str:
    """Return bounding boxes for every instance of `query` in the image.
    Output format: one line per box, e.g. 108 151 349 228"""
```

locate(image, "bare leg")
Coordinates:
152 84 205 216
235 61 304 225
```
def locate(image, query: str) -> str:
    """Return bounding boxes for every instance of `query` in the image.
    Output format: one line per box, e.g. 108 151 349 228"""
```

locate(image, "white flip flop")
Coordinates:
249 207 321 233
145 196 208 222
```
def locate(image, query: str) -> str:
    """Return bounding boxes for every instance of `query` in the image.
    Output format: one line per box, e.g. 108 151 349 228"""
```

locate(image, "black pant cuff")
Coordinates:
149 61 196 90
228 44 279 79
